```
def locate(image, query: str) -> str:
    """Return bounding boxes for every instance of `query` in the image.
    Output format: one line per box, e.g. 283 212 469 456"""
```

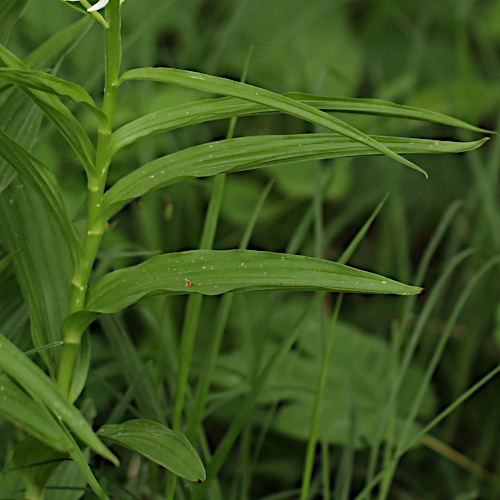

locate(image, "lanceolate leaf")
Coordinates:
285 93 491 133
0 374 73 452
0 68 107 125
100 134 486 223
119 68 426 175
0 21 96 364
111 94 489 153
0 333 118 466
98 420 206 482
75 249 420 318
0 0 29 45
0 129 84 265
0 78 72 369
0 43 95 176
64 249 420 337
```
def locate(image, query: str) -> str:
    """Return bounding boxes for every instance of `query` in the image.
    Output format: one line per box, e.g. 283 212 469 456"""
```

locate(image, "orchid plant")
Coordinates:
0 0 490 499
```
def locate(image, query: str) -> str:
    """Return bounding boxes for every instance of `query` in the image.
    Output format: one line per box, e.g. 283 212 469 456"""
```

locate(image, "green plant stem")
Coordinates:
57 0 121 396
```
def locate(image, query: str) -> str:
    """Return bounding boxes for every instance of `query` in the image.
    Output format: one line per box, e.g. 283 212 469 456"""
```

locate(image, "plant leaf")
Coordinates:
212 314 436 446
0 20 95 367
61 249 420 335
100 134 487 223
285 93 492 134
0 129 84 265
0 0 29 45
12 436 68 497
111 94 489 153
0 333 118 466
0 67 107 125
0 43 95 177
97 420 206 482
64 249 420 335
119 67 426 175
0 374 73 452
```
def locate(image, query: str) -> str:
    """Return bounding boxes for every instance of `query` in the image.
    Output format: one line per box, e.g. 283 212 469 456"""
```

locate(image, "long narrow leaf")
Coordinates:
63 249 420 336
81 249 420 313
0 68 71 368
0 0 29 45
111 94 489 153
0 129 84 265
0 333 118 466
285 93 491 133
100 134 486 223
0 374 73 453
0 43 95 176
0 68 107 125
119 67 426 175
0 16 94 371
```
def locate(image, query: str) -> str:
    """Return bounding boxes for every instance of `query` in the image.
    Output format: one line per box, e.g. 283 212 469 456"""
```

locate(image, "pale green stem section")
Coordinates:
57 0 122 396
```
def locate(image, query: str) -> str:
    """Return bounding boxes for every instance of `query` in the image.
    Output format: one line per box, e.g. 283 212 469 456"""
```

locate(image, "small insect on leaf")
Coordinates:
185 278 192 288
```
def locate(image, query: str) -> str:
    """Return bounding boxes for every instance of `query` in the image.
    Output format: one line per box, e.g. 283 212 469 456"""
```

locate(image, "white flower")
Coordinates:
64 0 109 12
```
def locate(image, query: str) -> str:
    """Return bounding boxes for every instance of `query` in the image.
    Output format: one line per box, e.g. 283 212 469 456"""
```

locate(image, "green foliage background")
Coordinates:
1 0 500 499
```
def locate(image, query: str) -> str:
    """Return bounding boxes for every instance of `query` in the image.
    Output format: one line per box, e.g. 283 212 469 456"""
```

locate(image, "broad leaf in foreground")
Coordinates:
85 249 420 311
63 250 420 336
98 420 206 482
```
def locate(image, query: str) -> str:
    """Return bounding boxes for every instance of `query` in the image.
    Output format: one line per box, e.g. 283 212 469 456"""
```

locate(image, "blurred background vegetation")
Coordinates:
5 0 500 498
